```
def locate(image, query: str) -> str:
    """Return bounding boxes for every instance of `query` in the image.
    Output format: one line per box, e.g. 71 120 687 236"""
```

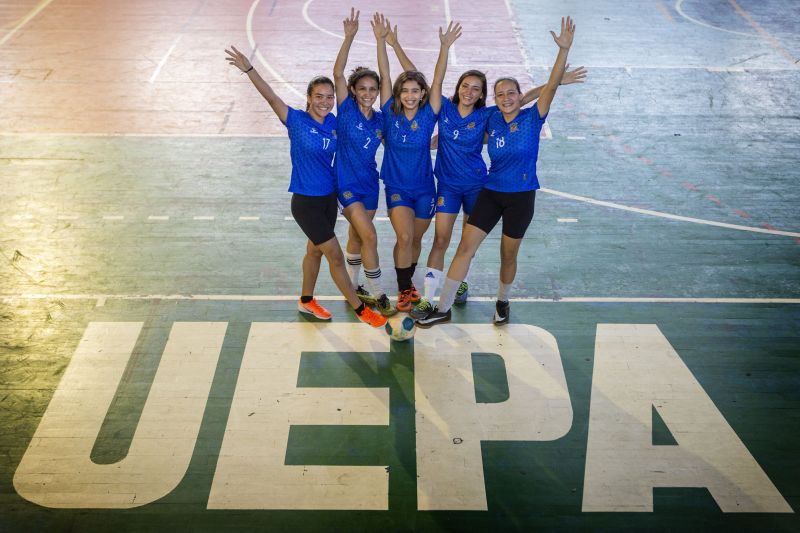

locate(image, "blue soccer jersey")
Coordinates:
434 97 492 189
379 97 437 191
283 107 337 196
485 105 548 192
334 96 383 194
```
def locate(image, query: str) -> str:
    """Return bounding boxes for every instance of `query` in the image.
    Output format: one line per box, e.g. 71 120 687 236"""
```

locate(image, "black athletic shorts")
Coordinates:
290 192 338 246
467 188 536 239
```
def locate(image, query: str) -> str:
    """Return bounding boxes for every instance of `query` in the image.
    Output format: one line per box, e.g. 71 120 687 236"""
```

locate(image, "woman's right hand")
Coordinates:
371 12 390 41
225 45 252 73
343 7 359 38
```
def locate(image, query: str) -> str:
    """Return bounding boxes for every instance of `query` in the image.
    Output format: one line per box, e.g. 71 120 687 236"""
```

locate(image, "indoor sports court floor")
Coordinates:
1 0 799 530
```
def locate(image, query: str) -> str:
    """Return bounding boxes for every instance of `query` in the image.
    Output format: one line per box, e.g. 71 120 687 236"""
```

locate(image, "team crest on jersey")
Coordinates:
391 193 401 202
437 196 445 207
343 191 353 200
376 129 383 139
467 122 475 129
332 129 337 138
411 120 418 131
510 122 519 133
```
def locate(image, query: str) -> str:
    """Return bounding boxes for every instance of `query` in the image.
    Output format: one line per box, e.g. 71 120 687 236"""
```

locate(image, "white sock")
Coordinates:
411 264 425 291
423 267 442 300
364 267 385 299
437 277 461 313
496 281 512 302
345 253 361 288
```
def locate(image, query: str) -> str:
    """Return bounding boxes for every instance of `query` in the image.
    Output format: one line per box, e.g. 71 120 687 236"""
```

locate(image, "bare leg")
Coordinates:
389 206 416 268
425 212 458 270
411 216 434 265
499 233 523 284
343 203 379 269
446 223 489 281
316 236 363 309
301 239 322 296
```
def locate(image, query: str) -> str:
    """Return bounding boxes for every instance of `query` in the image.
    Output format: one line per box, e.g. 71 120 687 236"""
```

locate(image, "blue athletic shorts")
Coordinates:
435 183 483 215
338 186 380 211
385 186 436 219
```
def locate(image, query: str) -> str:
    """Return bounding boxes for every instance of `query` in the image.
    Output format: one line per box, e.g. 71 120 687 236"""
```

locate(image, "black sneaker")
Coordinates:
493 300 510 325
415 306 451 328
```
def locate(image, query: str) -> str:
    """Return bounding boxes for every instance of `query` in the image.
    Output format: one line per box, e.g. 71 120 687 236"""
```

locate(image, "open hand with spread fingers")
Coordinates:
550 16 575 50
562 64 587 85
225 45 252 73
439 20 462 47
371 12 390 41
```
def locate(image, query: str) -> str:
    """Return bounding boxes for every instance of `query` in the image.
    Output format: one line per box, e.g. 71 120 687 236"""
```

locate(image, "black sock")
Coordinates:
301 295 313 303
395 266 412 292
354 303 366 315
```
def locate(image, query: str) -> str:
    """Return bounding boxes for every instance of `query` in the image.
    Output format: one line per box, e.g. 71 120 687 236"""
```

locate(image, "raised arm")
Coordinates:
333 8 360 104
226 45 288 123
429 21 462 114
520 64 587 106
385 24 417 72
536 16 575 117
371 13 393 106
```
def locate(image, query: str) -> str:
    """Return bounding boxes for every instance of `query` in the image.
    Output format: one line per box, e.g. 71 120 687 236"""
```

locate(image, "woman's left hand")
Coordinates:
550 16 575 50
439 21 462 47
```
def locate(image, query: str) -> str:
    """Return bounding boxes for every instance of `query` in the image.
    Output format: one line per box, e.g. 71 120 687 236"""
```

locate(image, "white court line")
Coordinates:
567 136 586 140
193 216 215 220
247 0 306 100
557 218 578 223
442 0 458 66
675 0 757 38
239 216 260 221
541 188 800 238
301 0 437 53
500 0 533 69
0 0 57 47
149 35 182 84
2 293 798 304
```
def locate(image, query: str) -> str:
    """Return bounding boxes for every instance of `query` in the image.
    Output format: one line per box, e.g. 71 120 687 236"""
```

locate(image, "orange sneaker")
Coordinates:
397 289 415 312
408 285 422 304
357 305 387 328
297 298 332 320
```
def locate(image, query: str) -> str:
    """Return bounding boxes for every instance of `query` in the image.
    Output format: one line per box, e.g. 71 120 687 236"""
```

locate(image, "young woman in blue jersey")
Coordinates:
417 16 577 327
371 12 462 312
332 9 395 317
397 66 586 319
225 45 386 328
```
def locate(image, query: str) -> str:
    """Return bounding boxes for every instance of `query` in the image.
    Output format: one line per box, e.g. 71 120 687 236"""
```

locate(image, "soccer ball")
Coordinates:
385 312 416 341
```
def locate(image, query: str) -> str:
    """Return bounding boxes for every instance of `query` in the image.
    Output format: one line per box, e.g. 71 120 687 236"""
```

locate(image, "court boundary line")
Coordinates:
3 294 799 304
674 0 756 38
541 188 800 238
300 0 438 53
0 0 56 47
246 0 306 100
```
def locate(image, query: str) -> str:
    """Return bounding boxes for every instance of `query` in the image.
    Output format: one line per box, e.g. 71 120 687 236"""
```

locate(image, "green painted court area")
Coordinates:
1 299 799 530
2 0 800 530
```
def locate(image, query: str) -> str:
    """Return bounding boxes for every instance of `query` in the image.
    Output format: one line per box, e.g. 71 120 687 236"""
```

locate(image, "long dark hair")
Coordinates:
391 71 429 115
347 67 380 102
306 76 334 111
451 70 487 109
